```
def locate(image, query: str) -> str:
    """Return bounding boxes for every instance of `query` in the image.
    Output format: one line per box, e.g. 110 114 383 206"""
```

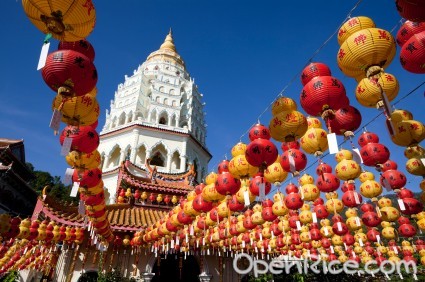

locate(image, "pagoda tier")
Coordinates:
113 159 196 205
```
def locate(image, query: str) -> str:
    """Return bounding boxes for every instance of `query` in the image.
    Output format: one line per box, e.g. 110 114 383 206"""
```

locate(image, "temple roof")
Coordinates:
34 194 168 232
119 160 196 195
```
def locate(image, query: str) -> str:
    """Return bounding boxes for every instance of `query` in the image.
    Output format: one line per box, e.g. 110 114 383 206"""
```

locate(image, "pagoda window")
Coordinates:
171 151 181 170
159 86 164 93
169 89 175 95
159 113 168 125
150 110 157 123
164 98 168 105
150 152 165 167
118 112 126 126
155 96 160 103
172 100 176 107
171 115 177 127
108 146 121 168
136 146 146 165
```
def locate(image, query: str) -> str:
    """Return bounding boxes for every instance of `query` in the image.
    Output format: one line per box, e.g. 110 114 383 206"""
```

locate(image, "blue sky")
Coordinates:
1 1 424 192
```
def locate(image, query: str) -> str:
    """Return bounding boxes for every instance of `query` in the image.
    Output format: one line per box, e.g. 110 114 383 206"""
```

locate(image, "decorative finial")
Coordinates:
160 29 176 52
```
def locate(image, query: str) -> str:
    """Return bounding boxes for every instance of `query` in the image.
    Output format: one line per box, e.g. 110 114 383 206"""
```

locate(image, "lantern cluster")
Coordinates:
300 62 361 137
397 20 425 74
22 0 112 243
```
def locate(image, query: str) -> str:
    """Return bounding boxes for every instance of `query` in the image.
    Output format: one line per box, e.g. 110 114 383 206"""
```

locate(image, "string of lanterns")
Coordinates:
128 7 425 274
20 0 113 243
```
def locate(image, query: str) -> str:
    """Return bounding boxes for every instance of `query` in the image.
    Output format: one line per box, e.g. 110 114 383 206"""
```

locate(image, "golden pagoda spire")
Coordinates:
159 28 176 52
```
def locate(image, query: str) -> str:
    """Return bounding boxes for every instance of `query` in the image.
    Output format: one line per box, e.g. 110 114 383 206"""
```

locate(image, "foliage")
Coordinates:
26 162 79 205
98 268 137 282
0 270 19 282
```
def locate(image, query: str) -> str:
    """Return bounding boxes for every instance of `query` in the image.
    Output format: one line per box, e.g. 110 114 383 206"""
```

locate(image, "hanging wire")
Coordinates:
269 80 425 195
211 0 366 171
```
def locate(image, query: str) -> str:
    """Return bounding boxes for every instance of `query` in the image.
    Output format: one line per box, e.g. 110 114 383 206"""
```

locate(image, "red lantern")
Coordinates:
380 170 406 190
396 21 425 47
195 183 205 195
300 62 332 86
400 31 425 74
360 143 390 167
398 222 417 237
313 198 329 219
42 50 98 96
285 192 303 210
249 173 271 196
321 238 331 248
285 183 299 194
249 124 271 141
60 125 99 154
382 160 398 171
215 172 241 195
342 190 362 207
280 149 307 173
281 141 300 151
361 210 382 228
73 168 102 188
262 207 277 222
243 213 256 230
300 76 349 117
342 233 355 246
328 105 362 135
217 160 230 174
366 228 381 242
316 173 340 193
177 211 193 225
228 195 244 212
316 162 333 175
358 131 379 147
401 198 423 215
58 39 96 61
193 195 213 213
395 0 425 22
246 138 278 168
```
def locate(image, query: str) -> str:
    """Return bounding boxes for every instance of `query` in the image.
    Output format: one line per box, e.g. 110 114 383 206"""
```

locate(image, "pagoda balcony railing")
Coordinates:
101 119 189 135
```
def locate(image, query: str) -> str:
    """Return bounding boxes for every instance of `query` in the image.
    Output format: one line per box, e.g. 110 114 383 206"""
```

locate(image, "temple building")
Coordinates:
18 31 240 282
97 29 211 204
0 138 36 217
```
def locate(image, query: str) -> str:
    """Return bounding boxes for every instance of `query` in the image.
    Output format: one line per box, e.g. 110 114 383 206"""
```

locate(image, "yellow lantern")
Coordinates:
299 173 314 186
229 155 258 179
252 211 265 225
359 171 375 182
269 110 308 142
299 204 312 224
217 201 229 218
271 97 297 116
205 172 218 185
202 183 225 202
325 193 344 214
381 222 396 239
52 89 99 126
264 161 288 185
272 200 288 216
300 184 320 202
335 149 353 162
391 108 413 123
156 193 163 203
404 145 425 159
66 150 101 169
332 235 343 246
406 158 425 176
391 120 425 147
125 188 132 198
335 159 361 181
22 0 96 41
359 180 382 202
337 28 396 79
231 142 247 157
337 16 376 45
235 185 255 204
355 73 399 108
307 117 323 129
300 127 328 155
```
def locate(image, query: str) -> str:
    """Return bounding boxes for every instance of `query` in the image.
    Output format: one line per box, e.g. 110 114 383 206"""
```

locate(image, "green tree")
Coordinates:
26 162 79 205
